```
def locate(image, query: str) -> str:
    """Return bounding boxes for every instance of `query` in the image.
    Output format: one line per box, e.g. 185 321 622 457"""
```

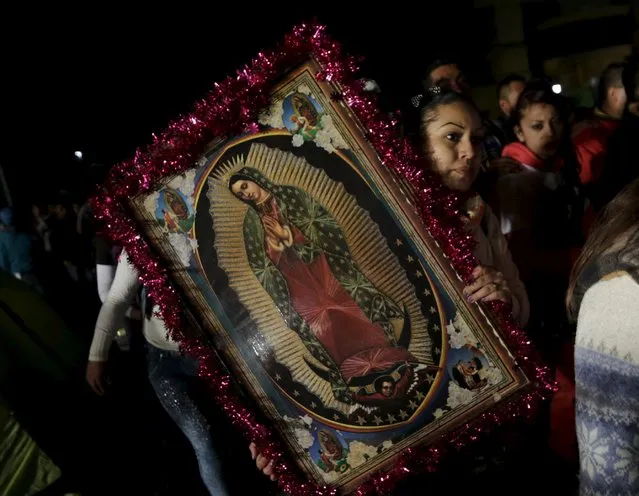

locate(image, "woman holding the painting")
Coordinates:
253 87 531 482
413 88 530 326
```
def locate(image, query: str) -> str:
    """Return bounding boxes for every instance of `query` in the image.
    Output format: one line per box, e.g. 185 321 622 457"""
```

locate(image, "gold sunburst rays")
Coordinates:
207 172 347 411
206 141 434 412
211 153 247 184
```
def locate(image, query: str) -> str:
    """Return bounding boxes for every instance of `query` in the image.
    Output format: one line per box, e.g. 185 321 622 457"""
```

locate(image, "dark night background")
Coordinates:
0 4 636 494
2 4 636 205
0 5 492 202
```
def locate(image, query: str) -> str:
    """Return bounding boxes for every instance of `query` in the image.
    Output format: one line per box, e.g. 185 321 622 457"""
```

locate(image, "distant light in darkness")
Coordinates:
552 84 562 94
74 151 83 160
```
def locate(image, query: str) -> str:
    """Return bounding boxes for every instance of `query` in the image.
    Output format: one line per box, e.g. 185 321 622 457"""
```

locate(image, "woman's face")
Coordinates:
515 103 564 159
423 101 484 192
231 179 269 203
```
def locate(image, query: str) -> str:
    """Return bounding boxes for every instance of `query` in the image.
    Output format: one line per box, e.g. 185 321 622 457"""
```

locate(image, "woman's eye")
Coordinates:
445 133 461 143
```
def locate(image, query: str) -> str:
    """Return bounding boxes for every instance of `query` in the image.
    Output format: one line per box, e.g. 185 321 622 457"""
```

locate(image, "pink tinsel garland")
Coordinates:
92 22 555 495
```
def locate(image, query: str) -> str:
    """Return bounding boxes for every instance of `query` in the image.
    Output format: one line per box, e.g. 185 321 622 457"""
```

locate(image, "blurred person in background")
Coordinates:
48 194 84 284
87 250 231 495
495 74 526 143
0 206 41 292
94 233 140 352
597 57 639 211
31 203 52 253
573 62 627 188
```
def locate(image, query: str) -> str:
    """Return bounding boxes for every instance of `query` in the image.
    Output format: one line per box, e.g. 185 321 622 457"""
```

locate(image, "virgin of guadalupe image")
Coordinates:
227 164 433 407
164 189 189 220
316 430 349 474
289 93 322 141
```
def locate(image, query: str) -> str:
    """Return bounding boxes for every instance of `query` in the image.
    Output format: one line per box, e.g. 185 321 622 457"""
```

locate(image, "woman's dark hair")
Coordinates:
420 90 479 131
406 89 480 147
509 79 570 129
421 58 461 91
566 177 639 320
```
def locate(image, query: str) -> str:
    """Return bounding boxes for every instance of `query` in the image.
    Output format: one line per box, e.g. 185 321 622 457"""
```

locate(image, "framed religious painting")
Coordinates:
100 25 549 495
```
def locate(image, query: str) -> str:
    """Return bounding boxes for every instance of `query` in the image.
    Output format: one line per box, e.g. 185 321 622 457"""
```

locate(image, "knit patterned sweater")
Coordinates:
575 272 639 495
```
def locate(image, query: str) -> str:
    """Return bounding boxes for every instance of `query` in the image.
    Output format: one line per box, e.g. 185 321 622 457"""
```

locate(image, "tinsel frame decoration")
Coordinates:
92 23 554 496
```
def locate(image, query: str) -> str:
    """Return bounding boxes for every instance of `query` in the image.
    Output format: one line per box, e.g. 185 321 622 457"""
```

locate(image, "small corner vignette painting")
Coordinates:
128 60 529 493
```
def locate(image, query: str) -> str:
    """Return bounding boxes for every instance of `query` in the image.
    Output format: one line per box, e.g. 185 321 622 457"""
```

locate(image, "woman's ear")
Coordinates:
514 124 525 143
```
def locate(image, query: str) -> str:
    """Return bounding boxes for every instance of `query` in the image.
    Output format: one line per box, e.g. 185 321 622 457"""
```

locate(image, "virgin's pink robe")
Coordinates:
259 198 415 383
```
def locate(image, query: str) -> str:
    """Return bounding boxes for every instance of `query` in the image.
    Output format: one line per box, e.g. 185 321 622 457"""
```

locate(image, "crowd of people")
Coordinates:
411 57 639 495
406 56 639 495
2 54 639 495
0 194 99 326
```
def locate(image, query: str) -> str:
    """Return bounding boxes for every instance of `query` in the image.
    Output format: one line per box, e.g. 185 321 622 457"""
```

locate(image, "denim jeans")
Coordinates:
147 344 229 496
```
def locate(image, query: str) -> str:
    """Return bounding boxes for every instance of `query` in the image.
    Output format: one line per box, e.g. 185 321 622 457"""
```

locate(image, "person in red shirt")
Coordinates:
489 79 583 347
572 63 627 186
596 58 639 211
